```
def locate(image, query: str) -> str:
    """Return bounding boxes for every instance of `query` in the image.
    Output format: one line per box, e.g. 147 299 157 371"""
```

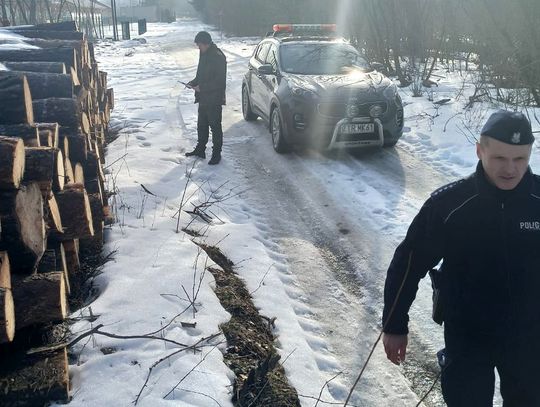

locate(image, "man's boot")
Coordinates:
208 151 221 165
185 146 205 158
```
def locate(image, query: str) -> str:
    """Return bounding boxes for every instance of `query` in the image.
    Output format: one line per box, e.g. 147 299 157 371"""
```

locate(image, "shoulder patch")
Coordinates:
431 179 466 199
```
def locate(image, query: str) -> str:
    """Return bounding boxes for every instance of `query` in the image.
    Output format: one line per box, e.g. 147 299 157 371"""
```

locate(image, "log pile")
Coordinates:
0 20 114 406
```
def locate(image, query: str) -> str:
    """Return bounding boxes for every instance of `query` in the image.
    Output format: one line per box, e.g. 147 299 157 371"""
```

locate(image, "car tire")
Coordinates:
242 86 258 121
270 107 290 153
383 139 398 147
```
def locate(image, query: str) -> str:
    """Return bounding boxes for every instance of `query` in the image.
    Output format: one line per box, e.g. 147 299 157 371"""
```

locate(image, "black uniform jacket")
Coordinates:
383 163 540 338
189 43 227 106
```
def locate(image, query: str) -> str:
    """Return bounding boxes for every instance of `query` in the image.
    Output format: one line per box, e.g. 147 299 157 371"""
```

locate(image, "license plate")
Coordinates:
340 123 374 134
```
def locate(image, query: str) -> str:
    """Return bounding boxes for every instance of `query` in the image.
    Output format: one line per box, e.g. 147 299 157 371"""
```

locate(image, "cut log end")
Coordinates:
0 288 15 343
0 136 25 189
0 251 11 290
22 76 34 124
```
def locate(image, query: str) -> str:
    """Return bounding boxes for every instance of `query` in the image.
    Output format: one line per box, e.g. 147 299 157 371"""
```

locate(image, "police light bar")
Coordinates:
272 24 337 35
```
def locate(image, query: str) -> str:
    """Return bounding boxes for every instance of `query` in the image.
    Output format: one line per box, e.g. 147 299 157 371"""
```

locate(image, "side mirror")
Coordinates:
258 64 276 75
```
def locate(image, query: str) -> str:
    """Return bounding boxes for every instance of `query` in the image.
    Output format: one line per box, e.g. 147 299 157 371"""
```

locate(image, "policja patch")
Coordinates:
481 110 534 145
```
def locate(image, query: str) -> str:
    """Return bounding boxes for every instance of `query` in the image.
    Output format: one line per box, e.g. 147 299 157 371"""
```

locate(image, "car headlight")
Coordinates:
382 84 397 100
292 87 318 99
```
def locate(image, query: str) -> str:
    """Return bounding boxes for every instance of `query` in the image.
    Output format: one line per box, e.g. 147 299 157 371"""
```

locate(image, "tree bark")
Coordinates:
36 249 56 273
0 183 45 273
0 124 39 147
0 136 25 189
62 132 88 163
54 184 94 240
80 192 104 252
11 271 67 329
0 47 77 73
8 29 83 40
32 20 78 31
0 72 34 125
32 98 88 134
0 71 74 100
46 241 70 295
0 61 66 74
0 348 69 406
23 147 62 198
62 239 81 285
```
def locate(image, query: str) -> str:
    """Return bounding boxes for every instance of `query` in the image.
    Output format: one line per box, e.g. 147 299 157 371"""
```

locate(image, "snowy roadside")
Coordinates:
59 20 350 406
57 19 539 407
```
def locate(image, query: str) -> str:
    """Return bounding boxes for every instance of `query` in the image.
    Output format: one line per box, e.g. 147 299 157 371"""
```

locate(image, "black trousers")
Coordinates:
196 104 223 153
441 327 540 407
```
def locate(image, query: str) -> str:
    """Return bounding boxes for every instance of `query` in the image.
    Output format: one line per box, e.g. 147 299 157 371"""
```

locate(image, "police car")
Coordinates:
242 24 404 153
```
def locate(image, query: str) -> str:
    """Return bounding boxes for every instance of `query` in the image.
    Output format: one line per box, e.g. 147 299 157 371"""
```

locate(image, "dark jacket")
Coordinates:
383 163 540 338
189 43 227 106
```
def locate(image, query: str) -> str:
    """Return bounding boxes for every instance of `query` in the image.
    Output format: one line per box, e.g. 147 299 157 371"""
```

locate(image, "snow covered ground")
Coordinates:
55 19 538 407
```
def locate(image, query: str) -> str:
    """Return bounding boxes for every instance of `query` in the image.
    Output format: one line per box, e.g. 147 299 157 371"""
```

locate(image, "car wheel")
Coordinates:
383 139 398 147
242 86 258 121
270 107 290 153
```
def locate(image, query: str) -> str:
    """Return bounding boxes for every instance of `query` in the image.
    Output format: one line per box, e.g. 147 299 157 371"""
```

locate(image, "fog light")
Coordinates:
369 105 384 118
347 104 359 118
293 113 303 122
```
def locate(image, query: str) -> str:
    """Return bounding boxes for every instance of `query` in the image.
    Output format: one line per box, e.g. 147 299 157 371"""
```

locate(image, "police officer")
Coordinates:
382 110 539 406
185 31 227 165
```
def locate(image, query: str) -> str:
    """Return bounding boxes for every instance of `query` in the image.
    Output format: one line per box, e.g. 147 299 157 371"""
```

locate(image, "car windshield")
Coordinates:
279 43 370 75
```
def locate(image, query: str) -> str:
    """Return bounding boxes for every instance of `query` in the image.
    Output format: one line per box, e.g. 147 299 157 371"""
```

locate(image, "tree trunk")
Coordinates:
84 150 104 182
46 241 70 295
36 249 56 273
54 184 94 240
0 124 39 147
0 47 77 73
62 239 81 280
32 20 78 31
32 98 88 135
8 29 84 40
0 347 69 406
0 61 66 74
23 147 62 198
0 136 25 189
11 271 67 329
62 132 88 163
0 183 46 273
0 288 15 343
80 192 104 252
0 71 74 100
0 72 34 125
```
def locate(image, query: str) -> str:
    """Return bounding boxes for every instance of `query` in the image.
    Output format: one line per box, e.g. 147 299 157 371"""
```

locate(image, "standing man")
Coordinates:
185 31 227 165
382 110 539 406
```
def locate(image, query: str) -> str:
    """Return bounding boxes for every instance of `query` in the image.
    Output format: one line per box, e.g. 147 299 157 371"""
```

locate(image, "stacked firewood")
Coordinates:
0 20 113 406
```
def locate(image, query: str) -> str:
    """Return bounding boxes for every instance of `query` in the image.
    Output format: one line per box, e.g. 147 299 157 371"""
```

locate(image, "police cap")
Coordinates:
194 31 212 45
481 110 534 145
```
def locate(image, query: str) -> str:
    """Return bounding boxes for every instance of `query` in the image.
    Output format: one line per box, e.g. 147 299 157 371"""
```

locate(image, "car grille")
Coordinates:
337 133 379 142
317 101 388 118
317 103 346 118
